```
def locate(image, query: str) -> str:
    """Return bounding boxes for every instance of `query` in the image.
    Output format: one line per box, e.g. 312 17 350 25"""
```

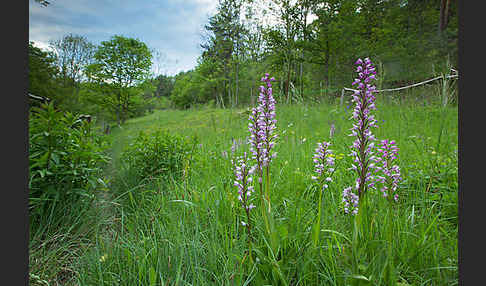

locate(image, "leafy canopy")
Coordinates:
86 35 152 87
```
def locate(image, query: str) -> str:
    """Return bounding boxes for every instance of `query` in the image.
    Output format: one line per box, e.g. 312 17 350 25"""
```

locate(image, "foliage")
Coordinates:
153 74 175 98
29 1 458 115
120 130 198 181
43 34 97 113
85 35 153 124
170 62 222 109
167 0 458 109
28 104 111 286
28 42 60 101
169 71 199 109
28 103 110 227
49 33 96 87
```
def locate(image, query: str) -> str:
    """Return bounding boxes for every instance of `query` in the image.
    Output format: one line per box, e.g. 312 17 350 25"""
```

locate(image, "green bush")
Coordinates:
169 73 198 109
29 103 110 224
121 130 198 180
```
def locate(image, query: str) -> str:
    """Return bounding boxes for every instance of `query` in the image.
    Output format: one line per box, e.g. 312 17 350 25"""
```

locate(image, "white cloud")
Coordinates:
31 40 53 52
193 0 219 14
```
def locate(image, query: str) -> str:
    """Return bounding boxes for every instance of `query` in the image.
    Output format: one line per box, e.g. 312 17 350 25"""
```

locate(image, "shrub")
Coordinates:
29 103 110 226
121 130 198 181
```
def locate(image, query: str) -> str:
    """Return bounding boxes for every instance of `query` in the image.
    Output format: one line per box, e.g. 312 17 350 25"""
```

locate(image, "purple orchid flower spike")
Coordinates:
375 139 402 203
343 57 379 214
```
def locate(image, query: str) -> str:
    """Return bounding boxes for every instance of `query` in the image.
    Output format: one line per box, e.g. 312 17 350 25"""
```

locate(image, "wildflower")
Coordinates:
342 187 359 215
99 254 108 263
256 74 278 167
375 139 402 203
311 141 336 247
329 123 336 138
311 141 335 184
233 152 256 237
248 108 264 172
346 57 379 199
248 73 278 212
248 74 278 172
231 138 238 155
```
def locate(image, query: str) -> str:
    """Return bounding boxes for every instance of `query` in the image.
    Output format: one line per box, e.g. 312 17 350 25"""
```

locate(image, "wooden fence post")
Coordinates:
340 88 344 106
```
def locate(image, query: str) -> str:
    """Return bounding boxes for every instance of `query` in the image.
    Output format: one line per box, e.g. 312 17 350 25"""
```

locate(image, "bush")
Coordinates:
121 130 198 181
29 103 110 227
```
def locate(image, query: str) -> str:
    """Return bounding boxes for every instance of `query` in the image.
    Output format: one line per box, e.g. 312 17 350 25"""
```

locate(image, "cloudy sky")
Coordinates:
29 0 220 76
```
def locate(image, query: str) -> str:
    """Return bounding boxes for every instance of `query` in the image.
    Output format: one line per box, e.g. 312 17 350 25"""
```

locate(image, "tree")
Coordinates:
85 35 152 124
28 42 59 104
439 0 452 34
47 34 96 112
154 74 175 98
201 0 246 108
49 34 96 87
266 0 300 102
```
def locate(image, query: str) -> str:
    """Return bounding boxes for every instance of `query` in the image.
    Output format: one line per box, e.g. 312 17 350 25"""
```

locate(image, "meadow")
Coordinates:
27 85 458 285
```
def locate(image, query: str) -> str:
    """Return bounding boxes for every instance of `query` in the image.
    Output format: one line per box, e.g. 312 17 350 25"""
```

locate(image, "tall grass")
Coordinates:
71 93 457 285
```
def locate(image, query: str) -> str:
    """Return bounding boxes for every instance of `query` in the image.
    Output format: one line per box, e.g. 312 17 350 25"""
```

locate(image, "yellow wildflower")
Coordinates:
99 254 108 263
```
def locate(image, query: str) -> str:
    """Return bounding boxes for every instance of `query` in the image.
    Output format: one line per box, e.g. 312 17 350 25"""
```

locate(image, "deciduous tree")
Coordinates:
85 35 152 124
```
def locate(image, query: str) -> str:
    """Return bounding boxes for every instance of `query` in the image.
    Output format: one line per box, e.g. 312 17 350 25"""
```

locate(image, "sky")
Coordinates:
29 0 220 76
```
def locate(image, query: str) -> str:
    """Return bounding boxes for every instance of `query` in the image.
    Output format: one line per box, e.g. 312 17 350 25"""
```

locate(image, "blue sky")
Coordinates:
29 0 219 76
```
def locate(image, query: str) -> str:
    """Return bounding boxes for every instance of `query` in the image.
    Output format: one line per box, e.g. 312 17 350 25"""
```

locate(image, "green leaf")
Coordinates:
351 274 370 282
51 153 60 165
169 200 196 207
149 266 156 286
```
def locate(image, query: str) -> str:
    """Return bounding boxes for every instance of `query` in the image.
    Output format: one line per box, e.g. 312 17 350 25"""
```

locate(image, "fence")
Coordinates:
28 92 92 123
339 68 459 106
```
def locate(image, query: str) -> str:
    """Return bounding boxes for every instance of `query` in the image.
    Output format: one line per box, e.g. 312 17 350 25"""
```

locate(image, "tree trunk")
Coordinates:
235 36 240 107
300 1 308 99
117 91 122 126
214 86 219 108
439 0 451 34
228 87 232 108
286 60 291 103
320 81 322 98
299 60 303 98
235 60 239 107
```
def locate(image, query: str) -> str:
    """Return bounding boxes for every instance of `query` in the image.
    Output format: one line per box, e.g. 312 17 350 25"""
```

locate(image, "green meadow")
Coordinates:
31 96 456 285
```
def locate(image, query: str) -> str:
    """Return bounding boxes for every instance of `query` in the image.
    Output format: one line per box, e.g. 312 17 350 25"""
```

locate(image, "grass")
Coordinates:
29 93 458 285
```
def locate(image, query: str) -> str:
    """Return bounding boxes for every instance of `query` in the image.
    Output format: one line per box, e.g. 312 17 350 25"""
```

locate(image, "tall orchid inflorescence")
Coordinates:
311 141 336 246
233 152 256 238
311 141 335 190
248 108 265 184
250 73 278 167
343 57 379 214
375 139 402 203
342 186 359 215
248 73 277 209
